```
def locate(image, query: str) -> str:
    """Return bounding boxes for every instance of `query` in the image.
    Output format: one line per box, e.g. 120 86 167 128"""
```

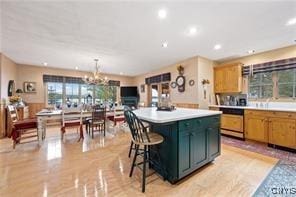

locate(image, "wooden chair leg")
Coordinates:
103 122 106 136
92 124 94 139
129 144 139 177
142 145 147 193
61 127 65 140
78 125 84 142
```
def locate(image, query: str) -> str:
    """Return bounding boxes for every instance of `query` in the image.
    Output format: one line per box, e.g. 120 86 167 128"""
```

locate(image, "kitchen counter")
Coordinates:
133 107 222 123
209 104 296 113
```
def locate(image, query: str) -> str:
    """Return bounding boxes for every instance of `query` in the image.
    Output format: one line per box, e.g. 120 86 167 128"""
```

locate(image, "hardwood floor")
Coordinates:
0 126 278 196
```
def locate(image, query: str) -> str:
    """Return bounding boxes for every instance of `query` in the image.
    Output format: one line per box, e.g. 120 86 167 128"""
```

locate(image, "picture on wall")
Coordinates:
23 82 37 93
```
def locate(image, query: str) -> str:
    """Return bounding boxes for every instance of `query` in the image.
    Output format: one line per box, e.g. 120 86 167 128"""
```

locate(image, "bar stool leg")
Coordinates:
129 144 139 177
142 145 147 193
128 141 134 158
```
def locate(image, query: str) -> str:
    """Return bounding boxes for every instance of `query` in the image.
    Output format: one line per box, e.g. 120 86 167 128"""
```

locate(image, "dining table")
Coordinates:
35 109 115 145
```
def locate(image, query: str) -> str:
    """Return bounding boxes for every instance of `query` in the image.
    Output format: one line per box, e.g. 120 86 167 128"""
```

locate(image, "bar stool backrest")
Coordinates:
124 109 150 144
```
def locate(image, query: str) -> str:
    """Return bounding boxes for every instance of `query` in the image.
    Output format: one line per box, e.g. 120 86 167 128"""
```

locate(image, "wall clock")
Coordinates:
170 82 177 89
176 76 185 92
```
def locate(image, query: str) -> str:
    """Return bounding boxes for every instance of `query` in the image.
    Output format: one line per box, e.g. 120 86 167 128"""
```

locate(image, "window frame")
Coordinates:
248 69 296 101
45 82 119 107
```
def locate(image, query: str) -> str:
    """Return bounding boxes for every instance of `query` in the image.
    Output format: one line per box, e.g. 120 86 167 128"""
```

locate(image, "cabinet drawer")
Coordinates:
179 119 196 131
269 111 296 119
179 118 205 131
245 110 270 116
205 116 220 128
245 109 296 119
221 114 243 132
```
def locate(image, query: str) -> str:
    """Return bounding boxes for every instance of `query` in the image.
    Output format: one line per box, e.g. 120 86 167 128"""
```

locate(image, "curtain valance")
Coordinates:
243 57 296 76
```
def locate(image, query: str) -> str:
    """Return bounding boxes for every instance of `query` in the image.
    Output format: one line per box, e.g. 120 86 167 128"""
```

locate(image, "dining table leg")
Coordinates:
37 116 44 146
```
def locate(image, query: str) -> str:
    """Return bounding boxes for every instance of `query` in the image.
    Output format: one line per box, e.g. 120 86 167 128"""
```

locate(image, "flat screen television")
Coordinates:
120 86 138 97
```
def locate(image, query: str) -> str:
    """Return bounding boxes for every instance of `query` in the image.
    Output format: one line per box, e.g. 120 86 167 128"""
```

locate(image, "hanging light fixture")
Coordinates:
83 59 108 85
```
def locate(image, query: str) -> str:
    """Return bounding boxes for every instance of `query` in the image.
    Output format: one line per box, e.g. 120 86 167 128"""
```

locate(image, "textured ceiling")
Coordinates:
1 1 295 76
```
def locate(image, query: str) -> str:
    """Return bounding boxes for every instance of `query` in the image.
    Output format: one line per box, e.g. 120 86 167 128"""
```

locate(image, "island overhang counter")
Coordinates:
133 107 222 183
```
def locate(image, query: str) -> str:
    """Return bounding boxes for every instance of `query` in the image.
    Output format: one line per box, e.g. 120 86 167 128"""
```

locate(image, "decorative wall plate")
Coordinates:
170 82 177 88
189 79 195 86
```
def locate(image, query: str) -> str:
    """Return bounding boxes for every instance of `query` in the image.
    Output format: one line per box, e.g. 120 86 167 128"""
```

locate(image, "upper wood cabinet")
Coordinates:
214 63 243 93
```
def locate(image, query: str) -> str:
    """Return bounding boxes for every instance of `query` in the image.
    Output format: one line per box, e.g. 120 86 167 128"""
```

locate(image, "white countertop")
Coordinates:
209 104 296 113
133 107 222 124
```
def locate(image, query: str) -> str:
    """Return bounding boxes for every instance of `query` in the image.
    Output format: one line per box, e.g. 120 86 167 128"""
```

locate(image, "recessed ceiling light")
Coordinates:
286 17 296 26
162 42 168 48
214 44 221 50
158 9 167 19
120 72 123 75
247 50 255 54
75 66 78 70
43 62 48 66
189 27 197 35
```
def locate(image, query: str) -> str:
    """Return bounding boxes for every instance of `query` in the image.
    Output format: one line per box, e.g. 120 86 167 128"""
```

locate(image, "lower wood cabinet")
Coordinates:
268 118 296 149
245 110 296 149
245 115 268 142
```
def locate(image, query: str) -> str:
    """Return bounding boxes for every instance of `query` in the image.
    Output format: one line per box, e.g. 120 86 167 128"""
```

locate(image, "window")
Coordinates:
249 72 273 99
94 85 117 104
277 69 296 98
65 83 80 104
47 82 63 108
46 83 118 108
248 69 296 99
81 84 93 104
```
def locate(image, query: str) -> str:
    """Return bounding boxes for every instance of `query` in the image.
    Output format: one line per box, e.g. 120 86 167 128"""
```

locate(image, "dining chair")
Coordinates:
124 109 166 193
107 105 125 132
7 105 38 149
61 107 84 141
89 106 106 138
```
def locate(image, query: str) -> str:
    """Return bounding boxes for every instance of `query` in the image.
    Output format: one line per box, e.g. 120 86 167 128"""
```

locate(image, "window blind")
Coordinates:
43 75 64 83
43 75 120 86
145 72 171 85
243 57 296 76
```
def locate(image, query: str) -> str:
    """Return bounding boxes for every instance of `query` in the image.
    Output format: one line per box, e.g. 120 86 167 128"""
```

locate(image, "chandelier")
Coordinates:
83 59 108 85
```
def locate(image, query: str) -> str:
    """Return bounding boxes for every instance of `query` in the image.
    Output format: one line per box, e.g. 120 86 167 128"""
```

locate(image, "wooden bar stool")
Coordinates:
124 109 166 193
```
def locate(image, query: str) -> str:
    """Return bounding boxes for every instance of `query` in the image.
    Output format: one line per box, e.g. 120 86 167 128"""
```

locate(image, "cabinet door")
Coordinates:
245 115 268 142
269 118 296 149
191 120 207 168
214 64 242 93
214 68 224 93
178 129 192 176
225 66 242 92
208 127 221 159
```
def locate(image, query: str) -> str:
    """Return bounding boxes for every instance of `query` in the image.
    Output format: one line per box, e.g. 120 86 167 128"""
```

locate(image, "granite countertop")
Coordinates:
208 104 296 113
133 107 222 123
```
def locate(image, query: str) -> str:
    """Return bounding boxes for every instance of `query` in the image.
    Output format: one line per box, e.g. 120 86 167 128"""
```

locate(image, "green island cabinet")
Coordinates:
150 115 221 183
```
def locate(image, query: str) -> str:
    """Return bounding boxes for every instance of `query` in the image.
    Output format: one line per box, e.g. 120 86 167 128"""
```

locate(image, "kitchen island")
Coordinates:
133 107 222 183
